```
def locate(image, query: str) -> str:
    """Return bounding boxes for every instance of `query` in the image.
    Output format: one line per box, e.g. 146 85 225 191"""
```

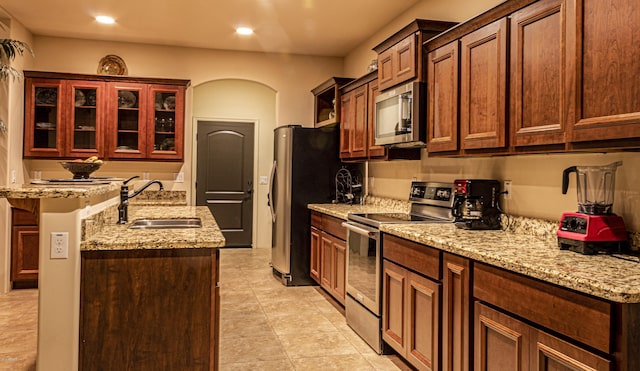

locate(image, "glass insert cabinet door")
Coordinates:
148 85 184 159
24 79 64 157
67 81 105 157
109 83 147 159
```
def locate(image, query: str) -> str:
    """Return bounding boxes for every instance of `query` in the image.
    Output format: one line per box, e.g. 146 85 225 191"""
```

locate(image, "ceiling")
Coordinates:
0 0 422 57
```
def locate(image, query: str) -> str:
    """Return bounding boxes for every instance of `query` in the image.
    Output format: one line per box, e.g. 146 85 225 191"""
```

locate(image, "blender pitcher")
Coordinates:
561 161 622 214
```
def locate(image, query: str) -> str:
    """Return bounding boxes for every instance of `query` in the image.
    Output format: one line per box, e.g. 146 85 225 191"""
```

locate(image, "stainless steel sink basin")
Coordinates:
128 218 202 229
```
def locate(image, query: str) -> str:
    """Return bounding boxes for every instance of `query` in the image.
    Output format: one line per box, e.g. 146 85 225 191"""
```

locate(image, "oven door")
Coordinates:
342 221 381 316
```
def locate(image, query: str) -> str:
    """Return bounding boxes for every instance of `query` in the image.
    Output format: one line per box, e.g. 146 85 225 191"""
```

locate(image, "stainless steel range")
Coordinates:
342 181 455 354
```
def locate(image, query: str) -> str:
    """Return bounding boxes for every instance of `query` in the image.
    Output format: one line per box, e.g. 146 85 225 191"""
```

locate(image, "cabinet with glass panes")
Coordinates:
23 71 188 161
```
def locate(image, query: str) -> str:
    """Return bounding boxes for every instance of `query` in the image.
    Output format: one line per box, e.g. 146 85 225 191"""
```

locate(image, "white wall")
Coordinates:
192 79 276 248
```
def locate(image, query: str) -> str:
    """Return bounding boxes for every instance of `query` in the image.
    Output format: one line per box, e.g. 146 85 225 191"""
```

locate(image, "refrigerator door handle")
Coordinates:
268 160 277 223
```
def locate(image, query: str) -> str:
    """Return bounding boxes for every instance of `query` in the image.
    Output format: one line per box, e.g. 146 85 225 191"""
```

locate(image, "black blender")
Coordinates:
557 161 628 254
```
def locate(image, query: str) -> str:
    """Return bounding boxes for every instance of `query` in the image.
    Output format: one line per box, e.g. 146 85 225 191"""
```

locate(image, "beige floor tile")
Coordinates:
218 359 295 371
278 331 360 359
220 313 274 339
267 311 339 335
219 333 289 365
290 354 375 370
362 354 411 371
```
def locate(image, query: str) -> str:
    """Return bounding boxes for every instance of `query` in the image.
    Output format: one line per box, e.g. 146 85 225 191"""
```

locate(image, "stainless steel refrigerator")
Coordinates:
268 124 340 286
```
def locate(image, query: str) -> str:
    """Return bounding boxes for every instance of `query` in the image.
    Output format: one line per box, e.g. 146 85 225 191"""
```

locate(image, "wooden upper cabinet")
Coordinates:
377 34 422 91
460 18 508 151
367 81 386 158
350 85 368 159
66 80 106 158
568 0 640 144
107 82 148 159
147 84 185 160
339 91 352 158
311 77 354 128
510 0 568 148
24 78 65 157
427 40 460 153
23 71 188 161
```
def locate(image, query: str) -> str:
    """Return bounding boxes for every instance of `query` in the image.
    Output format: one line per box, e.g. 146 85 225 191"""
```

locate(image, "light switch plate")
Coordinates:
259 176 268 185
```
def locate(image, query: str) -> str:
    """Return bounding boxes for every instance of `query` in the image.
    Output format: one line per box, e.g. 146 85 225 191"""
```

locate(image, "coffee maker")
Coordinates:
453 179 502 230
557 161 628 254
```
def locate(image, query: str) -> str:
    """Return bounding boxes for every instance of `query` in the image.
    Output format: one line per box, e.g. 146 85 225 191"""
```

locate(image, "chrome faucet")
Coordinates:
117 176 164 224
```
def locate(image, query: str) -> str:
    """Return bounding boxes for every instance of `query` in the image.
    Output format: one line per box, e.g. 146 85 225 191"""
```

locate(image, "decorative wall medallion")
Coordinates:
97 54 128 75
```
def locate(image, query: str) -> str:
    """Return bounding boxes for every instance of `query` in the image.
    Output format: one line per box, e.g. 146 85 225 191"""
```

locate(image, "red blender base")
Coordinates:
557 212 628 255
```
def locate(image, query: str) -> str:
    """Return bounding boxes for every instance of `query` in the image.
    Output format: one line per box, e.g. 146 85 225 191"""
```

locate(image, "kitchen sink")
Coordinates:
128 218 202 229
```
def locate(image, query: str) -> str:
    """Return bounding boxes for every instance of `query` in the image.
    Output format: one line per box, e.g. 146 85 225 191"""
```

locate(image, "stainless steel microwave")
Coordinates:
374 81 425 147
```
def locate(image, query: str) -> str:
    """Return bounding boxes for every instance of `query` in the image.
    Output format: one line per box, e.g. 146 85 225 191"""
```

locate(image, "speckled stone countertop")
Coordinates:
0 181 120 199
308 196 410 220
381 223 640 303
309 201 640 303
82 206 225 251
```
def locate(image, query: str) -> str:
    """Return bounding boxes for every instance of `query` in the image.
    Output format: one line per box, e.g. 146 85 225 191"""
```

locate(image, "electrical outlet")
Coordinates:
10 170 16 184
503 180 512 200
50 232 69 259
143 172 149 180
175 172 184 182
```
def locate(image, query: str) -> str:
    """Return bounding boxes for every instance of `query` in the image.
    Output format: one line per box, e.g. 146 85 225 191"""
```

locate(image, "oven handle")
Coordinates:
342 222 377 237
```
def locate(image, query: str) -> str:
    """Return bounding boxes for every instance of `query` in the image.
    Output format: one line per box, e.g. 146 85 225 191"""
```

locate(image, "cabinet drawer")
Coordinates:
12 208 38 226
322 214 347 240
311 211 322 228
383 234 440 281
474 263 612 353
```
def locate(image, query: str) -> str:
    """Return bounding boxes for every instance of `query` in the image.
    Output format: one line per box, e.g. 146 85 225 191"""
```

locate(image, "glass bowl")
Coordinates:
59 161 102 179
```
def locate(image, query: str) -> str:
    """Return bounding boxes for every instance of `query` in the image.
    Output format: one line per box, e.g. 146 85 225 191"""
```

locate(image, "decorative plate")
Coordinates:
118 90 137 108
75 90 86 106
35 88 57 105
97 54 128 76
163 96 176 110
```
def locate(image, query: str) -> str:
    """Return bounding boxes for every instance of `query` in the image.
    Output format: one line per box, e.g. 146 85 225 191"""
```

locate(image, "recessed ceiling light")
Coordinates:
236 27 254 36
95 15 115 25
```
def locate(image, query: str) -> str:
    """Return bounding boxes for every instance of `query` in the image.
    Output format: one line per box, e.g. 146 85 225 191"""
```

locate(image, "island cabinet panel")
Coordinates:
80 248 218 371
568 0 640 145
510 0 568 148
427 40 460 153
11 208 39 287
460 18 508 151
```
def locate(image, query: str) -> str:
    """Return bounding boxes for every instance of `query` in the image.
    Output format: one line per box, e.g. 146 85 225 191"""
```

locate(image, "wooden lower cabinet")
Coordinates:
79 248 219 371
320 232 346 304
310 226 321 283
442 253 471 371
475 302 611 370
383 259 440 371
310 211 346 304
11 208 39 288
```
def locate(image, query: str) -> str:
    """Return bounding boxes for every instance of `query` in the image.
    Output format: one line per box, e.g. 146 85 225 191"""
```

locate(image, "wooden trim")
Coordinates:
374 19 457 53
383 234 441 281
24 70 190 86
322 214 347 240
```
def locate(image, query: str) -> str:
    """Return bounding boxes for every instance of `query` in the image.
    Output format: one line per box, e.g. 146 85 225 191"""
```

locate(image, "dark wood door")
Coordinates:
475 302 531 371
310 227 321 284
196 121 254 247
427 40 460 153
442 253 471 371
460 18 508 151
510 0 568 148
350 84 368 159
406 270 440 371
567 0 640 144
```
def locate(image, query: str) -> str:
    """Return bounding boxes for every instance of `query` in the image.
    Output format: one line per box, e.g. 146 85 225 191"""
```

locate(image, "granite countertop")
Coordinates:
382 223 640 303
0 181 121 199
82 206 225 251
309 202 640 303
308 197 410 220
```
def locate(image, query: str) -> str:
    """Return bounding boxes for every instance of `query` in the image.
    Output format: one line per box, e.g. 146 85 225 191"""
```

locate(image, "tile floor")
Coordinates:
0 247 409 371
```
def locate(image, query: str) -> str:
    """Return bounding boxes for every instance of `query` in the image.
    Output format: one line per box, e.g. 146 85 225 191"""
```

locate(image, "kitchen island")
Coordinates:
0 183 225 371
